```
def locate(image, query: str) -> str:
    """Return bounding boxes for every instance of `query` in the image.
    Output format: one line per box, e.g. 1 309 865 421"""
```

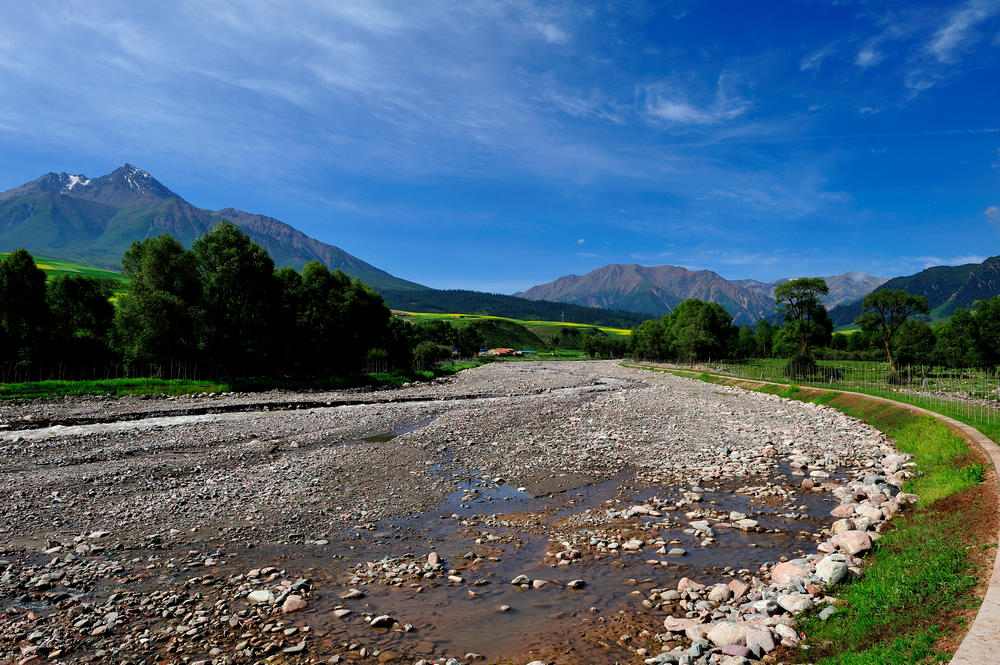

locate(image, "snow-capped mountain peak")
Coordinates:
64 174 91 191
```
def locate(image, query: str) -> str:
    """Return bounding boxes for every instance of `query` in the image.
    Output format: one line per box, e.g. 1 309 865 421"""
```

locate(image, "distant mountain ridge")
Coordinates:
0 164 425 291
520 264 886 325
0 164 649 327
829 255 1000 325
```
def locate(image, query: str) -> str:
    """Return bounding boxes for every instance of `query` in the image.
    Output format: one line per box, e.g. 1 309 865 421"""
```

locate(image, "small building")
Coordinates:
485 348 515 356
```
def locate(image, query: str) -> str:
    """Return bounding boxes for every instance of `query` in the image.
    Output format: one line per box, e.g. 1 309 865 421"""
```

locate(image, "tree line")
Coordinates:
628 276 1000 372
0 222 449 381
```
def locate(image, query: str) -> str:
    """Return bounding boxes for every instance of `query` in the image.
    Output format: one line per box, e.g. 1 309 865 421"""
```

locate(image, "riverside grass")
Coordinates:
0 362 487 400
650 367 988 664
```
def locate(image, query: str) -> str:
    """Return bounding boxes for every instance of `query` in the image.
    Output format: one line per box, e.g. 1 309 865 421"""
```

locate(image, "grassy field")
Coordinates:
637 366 994 664
395 311 631 336
710 358 1000 440
1 252 128 284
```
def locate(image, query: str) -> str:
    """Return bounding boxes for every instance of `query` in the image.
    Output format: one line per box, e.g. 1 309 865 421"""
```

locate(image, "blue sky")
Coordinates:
1 1 998 292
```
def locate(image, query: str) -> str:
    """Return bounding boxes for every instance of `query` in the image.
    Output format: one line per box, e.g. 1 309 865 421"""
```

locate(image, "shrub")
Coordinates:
413 341 453 369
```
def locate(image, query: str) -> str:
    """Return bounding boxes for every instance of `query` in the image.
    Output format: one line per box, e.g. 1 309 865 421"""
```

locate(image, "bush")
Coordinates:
785 352 818 378
413 341 453 369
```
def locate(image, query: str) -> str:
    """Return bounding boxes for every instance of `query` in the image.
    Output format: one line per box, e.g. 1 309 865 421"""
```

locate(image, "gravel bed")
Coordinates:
0 361 900 665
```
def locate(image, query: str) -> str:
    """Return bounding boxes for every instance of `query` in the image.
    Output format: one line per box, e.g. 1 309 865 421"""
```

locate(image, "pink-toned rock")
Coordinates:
817 541 836 553
427 552 441 566
830 503 856 518
707 621 747 647
831 518 854 535
282 595 309 613
832 530 872 555
685 623 712 642
728 579 749 600
678 577 706 593
745 627 776 654
663 616 700 632
771 562 809 585
856 504 884 521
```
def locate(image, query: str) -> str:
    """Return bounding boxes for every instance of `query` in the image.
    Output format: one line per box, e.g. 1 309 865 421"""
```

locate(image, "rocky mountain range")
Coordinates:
519 264 887 325
0 165 646 328
0 165 425 291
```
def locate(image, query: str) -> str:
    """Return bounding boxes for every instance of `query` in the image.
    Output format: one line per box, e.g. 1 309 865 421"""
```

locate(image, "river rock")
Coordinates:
745 627 775 654
777 593 813 614
707 584 732 603
815 556 848 585
707 621 746 647
770 561 809 585
832 530 872 555
830 503 856 518
664 616 700 632
281 595 308 613
728 579 749 599
247 589 274 604
370 615 395 628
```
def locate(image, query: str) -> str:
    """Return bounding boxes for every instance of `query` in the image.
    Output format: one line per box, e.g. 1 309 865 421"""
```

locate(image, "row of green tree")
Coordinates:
627 276 1000 371
0 222 446 380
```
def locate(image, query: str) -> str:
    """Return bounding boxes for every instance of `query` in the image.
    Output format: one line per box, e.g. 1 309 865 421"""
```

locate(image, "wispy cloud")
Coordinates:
640 73 750 126
801 43 836 72
911 254 988 268
855 45 884 69
986 205 1000 225
928 0 1000 63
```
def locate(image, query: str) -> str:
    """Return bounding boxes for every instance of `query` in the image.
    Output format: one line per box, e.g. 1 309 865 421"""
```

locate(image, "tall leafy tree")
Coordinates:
774 277 830 355
192 221 277 374
629 316 671 361
666 299 736 364
893 319 936 367
114 234 201 369
854 289 930 371
970 296 1000 367
0 249 51 370
734 324 756 358
753 319 775 357
47 274 117 369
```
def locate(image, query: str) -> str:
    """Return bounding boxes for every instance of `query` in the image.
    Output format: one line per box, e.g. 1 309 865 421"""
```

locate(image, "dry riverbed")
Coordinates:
0 361 913 665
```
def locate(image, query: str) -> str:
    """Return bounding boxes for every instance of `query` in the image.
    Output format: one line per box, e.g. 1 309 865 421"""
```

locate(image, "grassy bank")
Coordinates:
631 365 994 664
0 361 486 400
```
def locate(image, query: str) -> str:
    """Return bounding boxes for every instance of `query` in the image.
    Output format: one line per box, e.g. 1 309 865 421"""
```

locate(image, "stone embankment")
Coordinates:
648 448 919 665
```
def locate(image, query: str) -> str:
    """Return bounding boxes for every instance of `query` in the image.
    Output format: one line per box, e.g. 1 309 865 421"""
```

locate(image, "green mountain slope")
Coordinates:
829 256 1000 325
0 165 423 292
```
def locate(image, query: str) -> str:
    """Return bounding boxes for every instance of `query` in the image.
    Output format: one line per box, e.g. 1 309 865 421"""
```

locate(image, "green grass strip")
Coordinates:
0 361 489 400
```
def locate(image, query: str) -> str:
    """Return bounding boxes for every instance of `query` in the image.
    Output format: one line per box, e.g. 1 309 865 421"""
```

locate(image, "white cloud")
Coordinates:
855 46 884 69
913 254 988 268
858 106 881 115
577 237 585 244
641 73 750 126
928 0 1000 63
985 205 1000 224
527 20 569 44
